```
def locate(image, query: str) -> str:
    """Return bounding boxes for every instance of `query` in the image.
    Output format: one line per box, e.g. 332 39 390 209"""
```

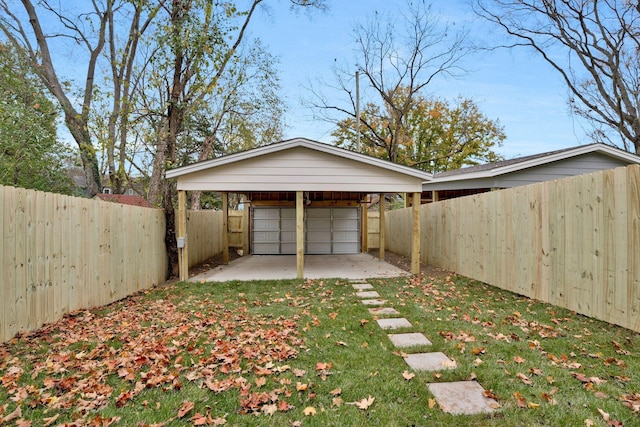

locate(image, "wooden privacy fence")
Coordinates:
186 210 224 268
1 185 167 343
387 165 640 333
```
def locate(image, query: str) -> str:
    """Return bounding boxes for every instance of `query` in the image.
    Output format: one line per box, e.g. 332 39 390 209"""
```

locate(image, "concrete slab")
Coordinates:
387 332 432 347
189 253 410 282
356 291 380 298
368 307 400 315
404 352 456 371
352 283 374 290
360 299 387 306
427 381 499 415
376 318 412 330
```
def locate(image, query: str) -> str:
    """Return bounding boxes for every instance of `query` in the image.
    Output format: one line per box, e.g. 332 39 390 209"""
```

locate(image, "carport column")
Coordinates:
222 192 229 264
411 192 421 275
361 201 368 252
177 190 188 281
379 193 385 260
296 191 304 279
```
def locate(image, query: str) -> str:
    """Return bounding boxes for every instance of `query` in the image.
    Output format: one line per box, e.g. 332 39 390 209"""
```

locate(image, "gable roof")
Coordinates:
95 193 154 208
166 137 433 182
431 143 640 183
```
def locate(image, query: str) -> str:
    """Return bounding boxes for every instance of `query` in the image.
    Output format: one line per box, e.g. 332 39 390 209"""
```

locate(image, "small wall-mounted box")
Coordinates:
177 237 185 248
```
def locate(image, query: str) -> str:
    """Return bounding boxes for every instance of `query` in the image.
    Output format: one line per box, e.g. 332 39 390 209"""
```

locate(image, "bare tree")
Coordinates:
0 0 113 195
307 1 469 163
474 0 640 153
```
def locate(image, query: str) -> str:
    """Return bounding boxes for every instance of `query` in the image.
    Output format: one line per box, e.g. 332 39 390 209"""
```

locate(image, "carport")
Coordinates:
166 138 432 280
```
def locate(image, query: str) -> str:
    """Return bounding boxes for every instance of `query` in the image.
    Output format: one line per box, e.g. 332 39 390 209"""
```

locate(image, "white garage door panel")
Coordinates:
252 207 360 255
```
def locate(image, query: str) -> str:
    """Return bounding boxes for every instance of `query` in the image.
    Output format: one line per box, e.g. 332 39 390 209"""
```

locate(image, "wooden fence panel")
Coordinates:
1 186 168 343
186 210 224 268
386 165 640 332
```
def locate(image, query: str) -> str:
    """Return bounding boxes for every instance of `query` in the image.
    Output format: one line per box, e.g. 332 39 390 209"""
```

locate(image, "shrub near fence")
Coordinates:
1 185 167 343
387 165 640 333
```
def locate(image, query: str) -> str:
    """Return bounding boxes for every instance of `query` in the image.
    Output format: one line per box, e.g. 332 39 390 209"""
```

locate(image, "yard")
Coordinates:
0 266 639 426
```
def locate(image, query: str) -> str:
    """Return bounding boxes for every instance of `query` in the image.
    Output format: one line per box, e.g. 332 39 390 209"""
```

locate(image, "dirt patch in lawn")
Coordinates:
366 249 452 280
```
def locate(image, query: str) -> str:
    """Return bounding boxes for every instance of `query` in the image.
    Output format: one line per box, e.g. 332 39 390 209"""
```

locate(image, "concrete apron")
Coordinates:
189 253 410 282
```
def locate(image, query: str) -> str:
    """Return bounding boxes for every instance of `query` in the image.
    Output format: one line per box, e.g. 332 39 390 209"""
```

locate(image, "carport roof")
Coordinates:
166 137 433 192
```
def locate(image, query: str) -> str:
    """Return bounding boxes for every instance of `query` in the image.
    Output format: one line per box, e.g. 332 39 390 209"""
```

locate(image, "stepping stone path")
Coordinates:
360 299 387 306
404 352 456 371
350 279 498 416
427 381 499 415
356 291 380 299
369 307 400 315
376 317 412 330
387 332 432 347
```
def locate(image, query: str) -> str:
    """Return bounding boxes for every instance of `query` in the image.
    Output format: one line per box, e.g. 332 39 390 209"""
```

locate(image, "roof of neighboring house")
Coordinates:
424 143 640 190
166 137 433 193
95 193 154 208
432 143 640 182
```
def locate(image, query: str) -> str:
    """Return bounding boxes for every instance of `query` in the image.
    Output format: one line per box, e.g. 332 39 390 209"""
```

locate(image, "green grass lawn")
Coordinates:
0 272 638 426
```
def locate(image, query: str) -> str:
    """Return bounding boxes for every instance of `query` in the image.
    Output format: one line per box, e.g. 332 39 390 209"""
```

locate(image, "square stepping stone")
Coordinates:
376 318 412 330
360 299 387 306
404 352 456 371
356 291 380 298
427 381 499 415
387 332 432 348
352 283 374 290
368 307 399 315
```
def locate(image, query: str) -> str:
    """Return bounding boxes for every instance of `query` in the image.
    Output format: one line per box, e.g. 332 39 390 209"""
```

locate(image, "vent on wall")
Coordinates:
102 188 112 194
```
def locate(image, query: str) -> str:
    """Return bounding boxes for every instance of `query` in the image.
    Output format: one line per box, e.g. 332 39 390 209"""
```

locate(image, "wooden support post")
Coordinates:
379 193 385 260
361 202 368 252
296 191 304 279
222 192 229 264
432 191 439 202
411 192 421 275
177 190 188 281
242 199 249 256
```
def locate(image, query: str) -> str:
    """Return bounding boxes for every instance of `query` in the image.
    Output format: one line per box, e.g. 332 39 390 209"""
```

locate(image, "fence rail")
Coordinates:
387 165 640 333
1 185 167 343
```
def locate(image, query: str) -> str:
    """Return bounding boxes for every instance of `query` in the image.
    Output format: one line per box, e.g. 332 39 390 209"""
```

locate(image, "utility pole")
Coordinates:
355 70 361 152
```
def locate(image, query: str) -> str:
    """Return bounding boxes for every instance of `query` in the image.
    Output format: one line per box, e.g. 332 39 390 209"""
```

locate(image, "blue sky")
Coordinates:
252 0 590 159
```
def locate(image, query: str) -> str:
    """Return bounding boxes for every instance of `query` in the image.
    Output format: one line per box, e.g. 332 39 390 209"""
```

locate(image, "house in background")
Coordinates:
421 143 640 202
94 192 154 208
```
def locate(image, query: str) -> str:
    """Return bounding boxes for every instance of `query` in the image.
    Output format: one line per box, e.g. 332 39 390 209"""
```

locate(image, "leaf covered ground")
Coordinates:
0 272 638 426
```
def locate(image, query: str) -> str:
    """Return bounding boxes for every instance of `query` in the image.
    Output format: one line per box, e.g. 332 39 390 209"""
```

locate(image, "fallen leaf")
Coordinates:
528 402 540 409
330 388 342 396
332 397 343 407
43 414 60 426
402 370 415 381
428 398 437 409
597 408 610 421
296 382 308 391
178 401 194 418
360 319 369 326
303 406 317 416
514 356 526 364
262 404 277 416
517 372 533 385
353 395 375 410
585 419 595 427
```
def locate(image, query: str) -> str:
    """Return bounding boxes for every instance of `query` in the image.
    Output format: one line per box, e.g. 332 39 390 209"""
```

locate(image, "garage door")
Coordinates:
251 207 360 255
252 208 296 254
306 208 360 254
